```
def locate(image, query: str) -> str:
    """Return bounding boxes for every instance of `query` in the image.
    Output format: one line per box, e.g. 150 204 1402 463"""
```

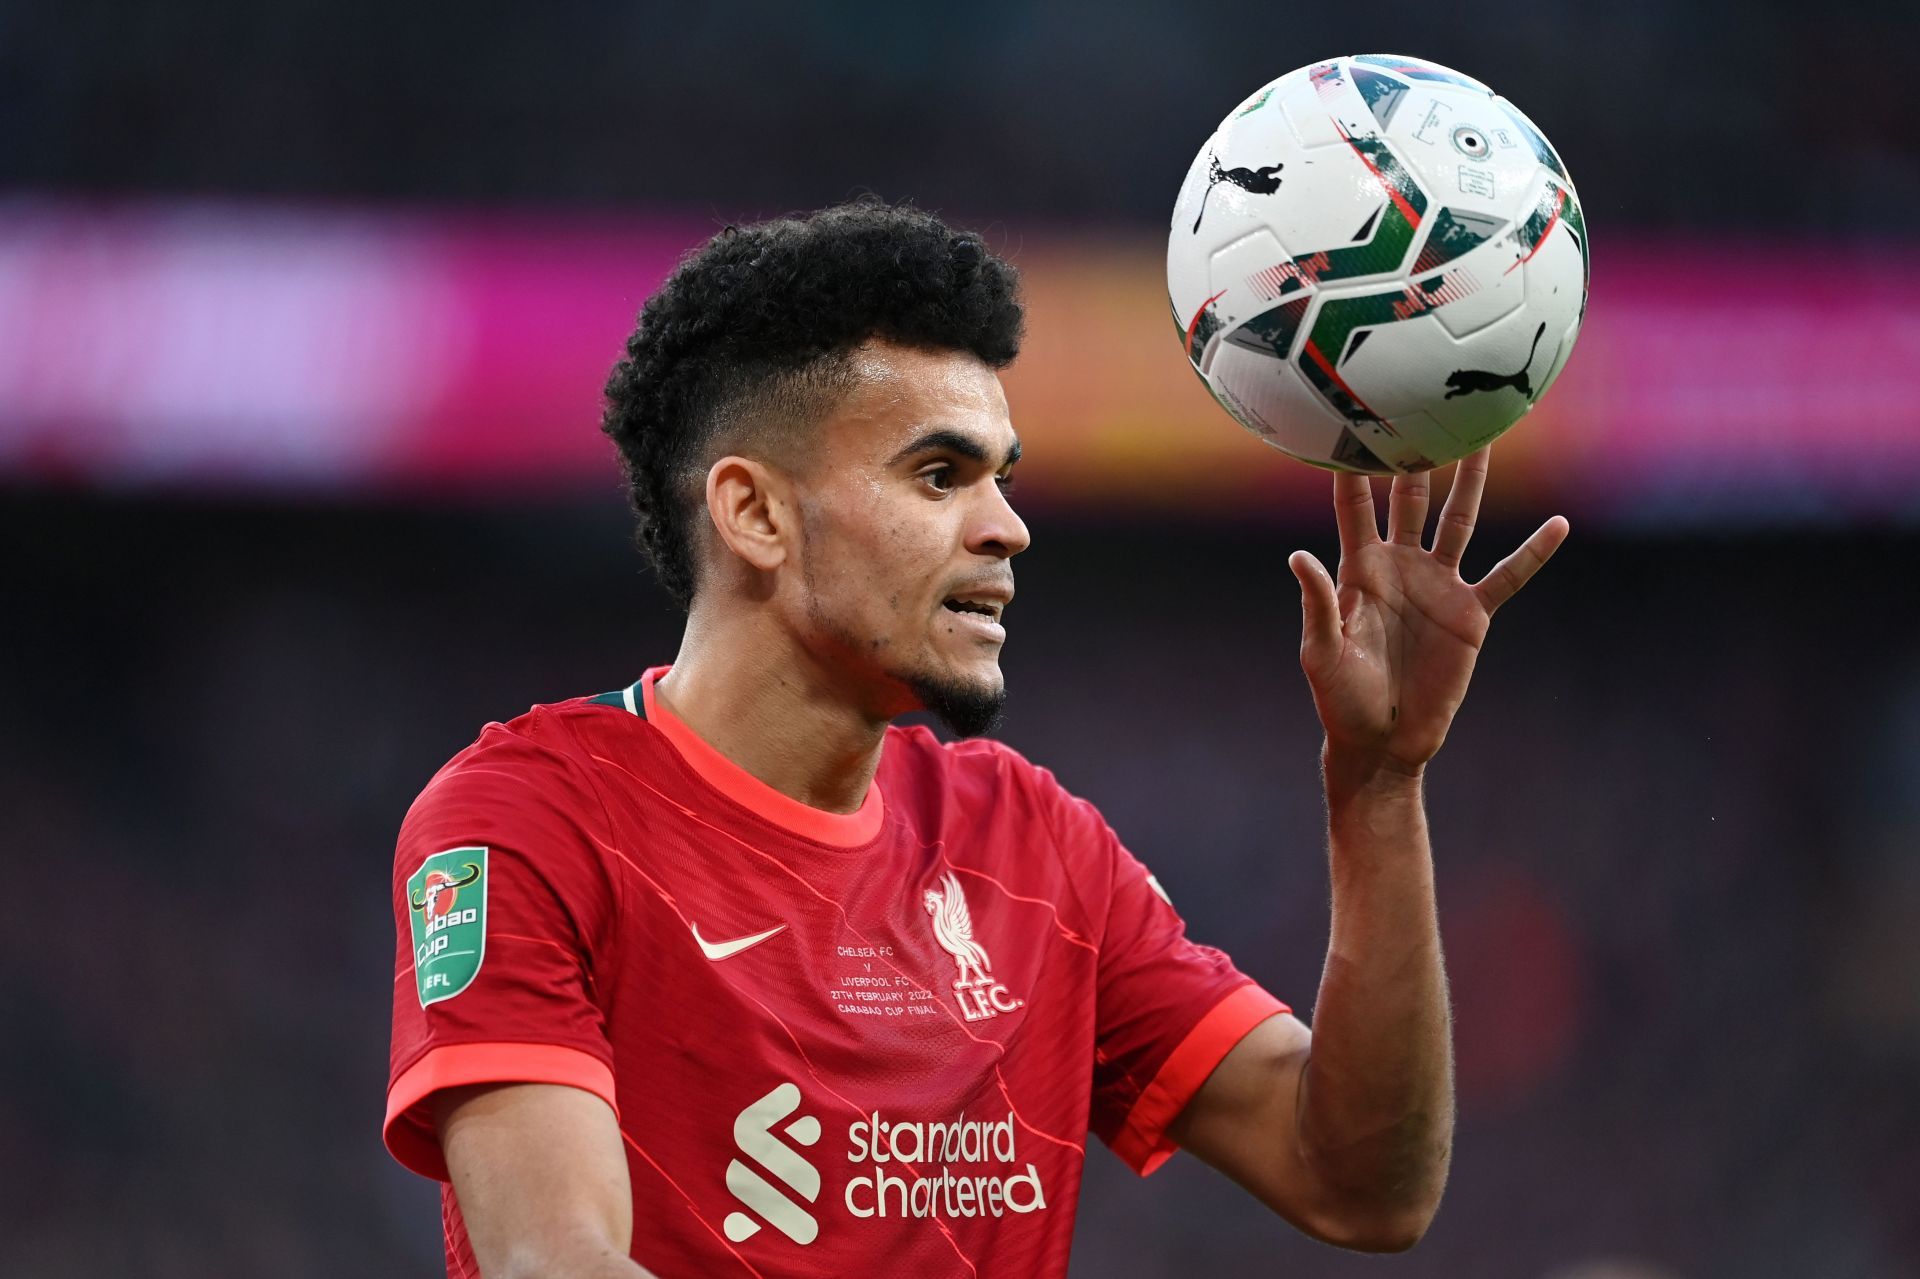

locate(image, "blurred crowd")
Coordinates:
5 0 1917 235
3 492 1915 1278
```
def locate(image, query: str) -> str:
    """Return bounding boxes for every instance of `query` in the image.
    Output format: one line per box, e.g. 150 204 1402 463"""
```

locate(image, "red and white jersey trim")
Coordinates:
1108 984 1289 1175
386 1041 617 1181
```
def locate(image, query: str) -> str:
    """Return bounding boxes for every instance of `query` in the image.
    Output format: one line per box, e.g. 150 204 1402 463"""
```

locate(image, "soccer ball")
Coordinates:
1168 55 1588 474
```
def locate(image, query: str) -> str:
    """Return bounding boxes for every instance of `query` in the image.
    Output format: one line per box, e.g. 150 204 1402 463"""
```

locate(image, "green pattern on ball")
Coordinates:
1235 85 1276 116
1317 132 1428 280
1295 289 1424 425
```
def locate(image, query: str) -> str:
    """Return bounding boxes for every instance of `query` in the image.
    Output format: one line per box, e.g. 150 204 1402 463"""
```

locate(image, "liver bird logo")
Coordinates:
923 872 994 990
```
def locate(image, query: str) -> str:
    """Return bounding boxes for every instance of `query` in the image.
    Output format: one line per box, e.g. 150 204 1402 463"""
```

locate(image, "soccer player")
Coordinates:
384 202 1567 1278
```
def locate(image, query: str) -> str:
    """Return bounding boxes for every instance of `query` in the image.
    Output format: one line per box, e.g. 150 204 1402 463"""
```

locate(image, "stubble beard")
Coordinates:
902 667 1007 739
801 536 1007 739
802 586 1007 738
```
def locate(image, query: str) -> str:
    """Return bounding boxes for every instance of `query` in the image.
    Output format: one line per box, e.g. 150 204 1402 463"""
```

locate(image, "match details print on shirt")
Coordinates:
827 872 1024 1024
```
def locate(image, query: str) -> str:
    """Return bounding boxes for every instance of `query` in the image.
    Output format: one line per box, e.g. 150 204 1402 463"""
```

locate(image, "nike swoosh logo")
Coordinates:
690 922 787 961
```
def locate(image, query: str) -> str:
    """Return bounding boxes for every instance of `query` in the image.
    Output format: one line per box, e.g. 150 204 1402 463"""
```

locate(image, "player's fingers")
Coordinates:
1432 447 1491 569
1388 469 1431 547
1289 550 1343 670
1333 471 1381 557
1472 515 1570 614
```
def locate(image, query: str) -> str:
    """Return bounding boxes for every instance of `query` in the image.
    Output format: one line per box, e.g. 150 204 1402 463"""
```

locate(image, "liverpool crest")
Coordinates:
923 871 1023 1023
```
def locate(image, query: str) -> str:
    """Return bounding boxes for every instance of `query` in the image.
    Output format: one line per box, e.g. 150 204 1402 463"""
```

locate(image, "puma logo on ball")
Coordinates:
1444 322 1547 400
1193 155 1285 233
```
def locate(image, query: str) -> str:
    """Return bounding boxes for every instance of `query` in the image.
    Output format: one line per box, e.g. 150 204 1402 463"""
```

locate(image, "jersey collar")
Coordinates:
625 666 887 848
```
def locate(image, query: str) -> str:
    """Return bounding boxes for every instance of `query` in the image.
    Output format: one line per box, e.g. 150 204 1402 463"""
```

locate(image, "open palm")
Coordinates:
1289 447 1568 777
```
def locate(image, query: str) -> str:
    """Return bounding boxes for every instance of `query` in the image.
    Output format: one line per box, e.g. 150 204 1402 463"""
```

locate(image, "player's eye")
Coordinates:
995 472 1016 495
919 464 956 494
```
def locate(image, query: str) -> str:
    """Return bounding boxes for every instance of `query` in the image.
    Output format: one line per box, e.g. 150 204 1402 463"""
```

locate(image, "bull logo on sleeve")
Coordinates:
923 871 1023 1023
410 860 482 919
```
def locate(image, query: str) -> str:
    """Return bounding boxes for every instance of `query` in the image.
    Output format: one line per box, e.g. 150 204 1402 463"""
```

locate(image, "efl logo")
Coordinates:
722 1082 822 1246
923 871 1024 1023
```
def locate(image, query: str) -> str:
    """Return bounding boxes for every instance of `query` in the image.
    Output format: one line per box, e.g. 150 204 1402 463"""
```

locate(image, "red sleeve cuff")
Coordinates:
383 1041 619 1181
1109 984 1290 1177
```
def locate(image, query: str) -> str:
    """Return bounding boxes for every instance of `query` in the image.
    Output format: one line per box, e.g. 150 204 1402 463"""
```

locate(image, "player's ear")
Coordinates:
705 454 793 575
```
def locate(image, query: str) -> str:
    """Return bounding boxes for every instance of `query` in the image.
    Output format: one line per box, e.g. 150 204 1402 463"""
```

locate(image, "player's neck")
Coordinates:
654 626 887 818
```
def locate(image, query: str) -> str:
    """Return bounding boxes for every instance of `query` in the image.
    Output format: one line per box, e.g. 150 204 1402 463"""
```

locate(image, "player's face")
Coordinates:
793 341 1029 735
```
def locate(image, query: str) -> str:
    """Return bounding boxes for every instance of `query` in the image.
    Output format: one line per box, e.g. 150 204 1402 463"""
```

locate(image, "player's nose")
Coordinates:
967 479 1031 560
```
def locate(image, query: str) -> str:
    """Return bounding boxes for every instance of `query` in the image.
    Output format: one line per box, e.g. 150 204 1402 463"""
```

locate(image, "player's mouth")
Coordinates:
940 591 1009 643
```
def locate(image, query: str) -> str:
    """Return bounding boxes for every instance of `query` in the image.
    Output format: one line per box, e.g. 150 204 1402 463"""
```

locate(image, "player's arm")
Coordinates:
1174 451 1564 1249
434 1083 656 1279
1167 778 1449 1252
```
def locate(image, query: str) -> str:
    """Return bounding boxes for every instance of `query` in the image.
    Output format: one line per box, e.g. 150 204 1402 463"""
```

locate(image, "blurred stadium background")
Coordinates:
4 2 1918 1276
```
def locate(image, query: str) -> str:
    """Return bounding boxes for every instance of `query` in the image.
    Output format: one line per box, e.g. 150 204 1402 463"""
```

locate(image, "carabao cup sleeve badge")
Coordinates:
407 847 489 1007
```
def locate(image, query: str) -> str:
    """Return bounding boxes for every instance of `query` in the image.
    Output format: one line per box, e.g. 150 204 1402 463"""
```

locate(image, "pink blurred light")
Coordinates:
0 202 1915 521
1545 240 1920 517
0 202 691 492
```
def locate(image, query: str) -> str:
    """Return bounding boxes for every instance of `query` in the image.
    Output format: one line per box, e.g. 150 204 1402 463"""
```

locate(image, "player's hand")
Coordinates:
1288 446 1567 791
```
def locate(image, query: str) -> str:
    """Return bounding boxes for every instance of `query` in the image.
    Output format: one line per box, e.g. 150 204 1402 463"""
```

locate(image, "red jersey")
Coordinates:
385 667 1287 1278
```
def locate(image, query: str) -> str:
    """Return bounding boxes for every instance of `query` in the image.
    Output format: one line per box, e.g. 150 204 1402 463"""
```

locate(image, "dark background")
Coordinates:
6 0 1916 232
4 2 1919 1277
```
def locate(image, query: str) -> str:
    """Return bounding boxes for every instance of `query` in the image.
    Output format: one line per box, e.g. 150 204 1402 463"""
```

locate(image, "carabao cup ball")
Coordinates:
1168 55 1589 474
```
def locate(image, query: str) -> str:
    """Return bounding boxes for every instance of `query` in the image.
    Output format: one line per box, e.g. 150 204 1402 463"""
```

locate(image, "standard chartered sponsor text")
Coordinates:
843 1110 1046 1220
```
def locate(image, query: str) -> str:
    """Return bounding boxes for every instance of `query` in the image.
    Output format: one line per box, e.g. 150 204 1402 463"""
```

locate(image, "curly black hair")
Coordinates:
601 200 1025 610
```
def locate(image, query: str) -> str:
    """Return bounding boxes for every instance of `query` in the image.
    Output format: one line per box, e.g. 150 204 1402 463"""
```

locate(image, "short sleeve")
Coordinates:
1040 774 1289 1177
383 724 622 1181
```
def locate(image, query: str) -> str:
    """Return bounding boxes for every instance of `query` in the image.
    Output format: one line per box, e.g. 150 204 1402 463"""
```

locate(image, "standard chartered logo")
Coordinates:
723 1082 822 1245
845 1110 1046 1221
721 1084 1049 1249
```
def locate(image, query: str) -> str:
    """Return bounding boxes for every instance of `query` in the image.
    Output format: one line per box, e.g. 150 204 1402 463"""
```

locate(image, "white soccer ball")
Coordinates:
1168 54 1588 474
